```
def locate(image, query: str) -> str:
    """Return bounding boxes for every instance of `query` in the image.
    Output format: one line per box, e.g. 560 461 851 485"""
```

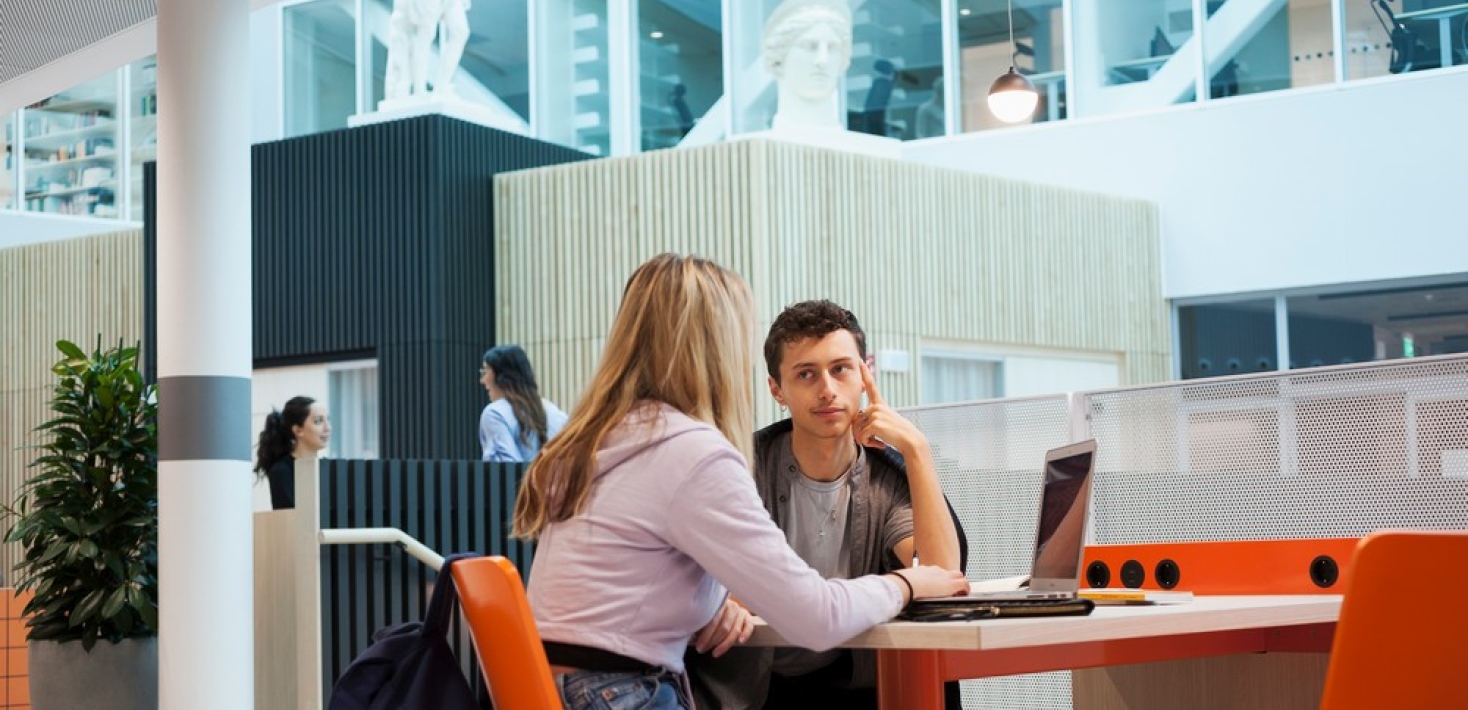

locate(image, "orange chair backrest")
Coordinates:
1319 530 1468 710
451 556 562 710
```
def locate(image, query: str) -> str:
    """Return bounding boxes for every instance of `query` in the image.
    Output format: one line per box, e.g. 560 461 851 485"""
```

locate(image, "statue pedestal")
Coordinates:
732 125 902 160
348 96 524 133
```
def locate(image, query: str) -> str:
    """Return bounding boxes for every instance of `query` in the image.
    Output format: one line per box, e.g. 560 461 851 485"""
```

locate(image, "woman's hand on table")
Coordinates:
692 595 755 657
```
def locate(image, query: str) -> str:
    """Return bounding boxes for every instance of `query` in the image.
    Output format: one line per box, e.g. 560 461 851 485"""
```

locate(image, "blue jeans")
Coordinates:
557 668 691 710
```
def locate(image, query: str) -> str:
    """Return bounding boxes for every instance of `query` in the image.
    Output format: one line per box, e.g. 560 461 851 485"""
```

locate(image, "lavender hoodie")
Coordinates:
528 402 903 672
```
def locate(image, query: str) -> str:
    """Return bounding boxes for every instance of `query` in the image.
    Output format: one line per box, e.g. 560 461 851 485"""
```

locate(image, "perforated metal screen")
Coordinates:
1083 354 1468 544
903 395 1076 710
902 355 1468 710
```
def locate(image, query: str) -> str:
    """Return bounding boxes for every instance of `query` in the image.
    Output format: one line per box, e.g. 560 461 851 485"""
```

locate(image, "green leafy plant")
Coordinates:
5 339 158 651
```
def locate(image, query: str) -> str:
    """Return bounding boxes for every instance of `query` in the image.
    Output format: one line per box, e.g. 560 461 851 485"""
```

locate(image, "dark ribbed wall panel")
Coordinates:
143 161 157 383
318 458 531 707
139 116 589 458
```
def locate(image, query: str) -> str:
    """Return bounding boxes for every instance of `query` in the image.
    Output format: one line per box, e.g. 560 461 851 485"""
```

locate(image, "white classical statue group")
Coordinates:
383 0 470 104
378 0 880 148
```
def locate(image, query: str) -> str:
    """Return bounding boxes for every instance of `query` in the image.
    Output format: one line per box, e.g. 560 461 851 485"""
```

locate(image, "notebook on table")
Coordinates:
902 439 1098 621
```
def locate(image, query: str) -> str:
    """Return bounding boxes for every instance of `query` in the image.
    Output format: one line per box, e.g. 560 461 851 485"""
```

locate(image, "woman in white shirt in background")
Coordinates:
479 344 568 462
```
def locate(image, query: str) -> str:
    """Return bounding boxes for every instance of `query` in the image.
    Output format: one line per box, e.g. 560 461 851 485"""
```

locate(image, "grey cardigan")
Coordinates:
688 419 970 709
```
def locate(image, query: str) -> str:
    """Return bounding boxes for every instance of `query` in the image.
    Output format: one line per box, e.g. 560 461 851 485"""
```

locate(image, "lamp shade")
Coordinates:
987 68 1038 123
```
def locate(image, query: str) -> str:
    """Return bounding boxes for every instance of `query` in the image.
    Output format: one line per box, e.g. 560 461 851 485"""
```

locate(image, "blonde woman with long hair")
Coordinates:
513 253 968 710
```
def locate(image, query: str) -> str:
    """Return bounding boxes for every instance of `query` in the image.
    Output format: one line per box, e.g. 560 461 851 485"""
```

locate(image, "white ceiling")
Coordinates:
0 0 279 115
0 0 156 111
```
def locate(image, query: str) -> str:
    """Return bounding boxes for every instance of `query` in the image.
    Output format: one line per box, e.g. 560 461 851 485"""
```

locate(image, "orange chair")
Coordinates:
451 556 562 710
1319 530 1468 709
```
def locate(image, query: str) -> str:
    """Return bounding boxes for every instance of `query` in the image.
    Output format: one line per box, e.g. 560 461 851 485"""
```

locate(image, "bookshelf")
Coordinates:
21 74 120 217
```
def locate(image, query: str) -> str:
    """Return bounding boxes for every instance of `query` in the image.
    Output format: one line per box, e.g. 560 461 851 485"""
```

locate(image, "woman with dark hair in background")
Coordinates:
254 395 331 510
479 344 568 462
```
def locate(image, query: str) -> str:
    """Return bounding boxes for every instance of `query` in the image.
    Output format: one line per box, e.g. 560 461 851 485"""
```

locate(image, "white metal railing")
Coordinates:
318 527 445 570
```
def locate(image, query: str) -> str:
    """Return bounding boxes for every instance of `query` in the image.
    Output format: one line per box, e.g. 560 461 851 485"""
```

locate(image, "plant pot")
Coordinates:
29 637 158 710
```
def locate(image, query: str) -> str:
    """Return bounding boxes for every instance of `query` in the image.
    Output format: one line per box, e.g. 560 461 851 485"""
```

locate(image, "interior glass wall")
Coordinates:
2 114 15 210
1180 281 1468 380
128 57 158 220
1202 0 1333 101
1344 0 1468 80
537 0 612 155
846 0 943 140
464 0 533 123
958 0 1066 131
729 0 784 135
1071 0 1197 119
1288 282 1468 364
638 0 723 151
1177 299 1278 379
284 0 357 138
22 73 120 217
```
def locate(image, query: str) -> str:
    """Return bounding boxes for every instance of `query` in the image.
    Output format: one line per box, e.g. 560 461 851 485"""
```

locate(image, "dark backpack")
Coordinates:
328 553 482 710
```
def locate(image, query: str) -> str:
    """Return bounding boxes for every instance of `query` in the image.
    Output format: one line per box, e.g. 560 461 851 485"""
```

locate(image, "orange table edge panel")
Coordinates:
1082 539 1360 594
875 623 1336 710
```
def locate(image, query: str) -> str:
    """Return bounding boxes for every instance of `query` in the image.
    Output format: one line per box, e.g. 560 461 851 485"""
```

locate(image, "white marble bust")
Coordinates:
761 0 853 132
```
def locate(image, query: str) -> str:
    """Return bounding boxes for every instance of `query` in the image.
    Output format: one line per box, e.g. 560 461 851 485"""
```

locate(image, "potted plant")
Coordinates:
5 339 159 710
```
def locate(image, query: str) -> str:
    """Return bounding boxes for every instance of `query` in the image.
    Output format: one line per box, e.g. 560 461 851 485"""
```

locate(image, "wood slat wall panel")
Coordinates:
0 229 144 580
495 140 1169 424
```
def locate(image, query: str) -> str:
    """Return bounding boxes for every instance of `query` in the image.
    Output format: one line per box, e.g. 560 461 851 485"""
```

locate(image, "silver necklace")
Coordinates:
818 503 839 541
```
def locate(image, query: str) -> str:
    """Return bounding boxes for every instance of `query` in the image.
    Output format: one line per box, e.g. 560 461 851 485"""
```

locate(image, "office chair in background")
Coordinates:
1371 0 1438 73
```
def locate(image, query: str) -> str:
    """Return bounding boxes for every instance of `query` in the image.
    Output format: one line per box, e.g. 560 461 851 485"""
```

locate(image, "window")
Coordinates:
284 0 357 138
921 351 1002 405
1178 280 1468 380
958 0 1065 131
847 0 943 140
1177 300 1278 379
1288 281 1468 365
329 361 380 459
536 0 613 155
638 0 722 151
923 344 1123 403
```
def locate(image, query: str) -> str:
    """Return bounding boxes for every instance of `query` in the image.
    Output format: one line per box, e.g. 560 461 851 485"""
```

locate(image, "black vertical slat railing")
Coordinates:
319 459 533 707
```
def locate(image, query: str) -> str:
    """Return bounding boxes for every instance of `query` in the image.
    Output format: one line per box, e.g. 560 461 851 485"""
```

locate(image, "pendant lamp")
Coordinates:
986 0 1038 123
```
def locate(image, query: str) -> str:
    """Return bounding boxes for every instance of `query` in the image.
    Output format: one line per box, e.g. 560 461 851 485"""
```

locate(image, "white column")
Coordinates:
608 0 636 155
156 0 255 709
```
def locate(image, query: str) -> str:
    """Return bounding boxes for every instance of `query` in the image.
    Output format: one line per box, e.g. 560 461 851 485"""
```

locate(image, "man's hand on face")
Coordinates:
851 360 928 456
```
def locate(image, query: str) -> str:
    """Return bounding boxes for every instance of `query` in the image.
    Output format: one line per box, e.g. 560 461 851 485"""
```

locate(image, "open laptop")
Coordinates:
916 439 1097 604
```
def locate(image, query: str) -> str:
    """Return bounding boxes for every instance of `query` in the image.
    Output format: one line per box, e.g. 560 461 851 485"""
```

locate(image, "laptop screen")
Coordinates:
1029 441 1095 591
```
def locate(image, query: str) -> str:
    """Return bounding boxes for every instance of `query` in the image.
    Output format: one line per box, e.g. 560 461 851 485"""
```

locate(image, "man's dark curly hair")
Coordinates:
763 300 868 381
